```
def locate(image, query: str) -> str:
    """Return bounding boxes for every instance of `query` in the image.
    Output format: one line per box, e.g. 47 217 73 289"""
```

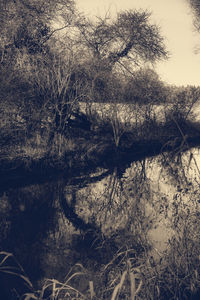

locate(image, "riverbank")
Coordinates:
1 115 200 192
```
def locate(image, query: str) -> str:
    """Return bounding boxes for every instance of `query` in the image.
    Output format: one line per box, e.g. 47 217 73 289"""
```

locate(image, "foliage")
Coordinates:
0 0 171 160
164 85 200 125
73 9 168 105
0 0 78 151
125 67 168 104
188 0 200 31
0 0 75 55
76 10 167 69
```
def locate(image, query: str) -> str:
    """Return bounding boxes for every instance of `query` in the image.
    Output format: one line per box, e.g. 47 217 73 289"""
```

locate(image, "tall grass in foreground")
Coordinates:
1 231 200 300
0 251 143 300
0 251 34 299
23 264 87 300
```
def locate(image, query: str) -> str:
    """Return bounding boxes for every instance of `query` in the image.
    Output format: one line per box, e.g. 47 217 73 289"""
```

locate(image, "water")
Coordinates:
0 146 200 291
73 148 200 253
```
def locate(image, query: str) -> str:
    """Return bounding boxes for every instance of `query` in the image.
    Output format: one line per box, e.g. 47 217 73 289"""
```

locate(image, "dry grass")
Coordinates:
1 215 200 300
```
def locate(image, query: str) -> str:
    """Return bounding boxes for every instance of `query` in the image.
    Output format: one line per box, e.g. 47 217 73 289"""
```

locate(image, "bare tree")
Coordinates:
25 49 86 155
76 9 168 72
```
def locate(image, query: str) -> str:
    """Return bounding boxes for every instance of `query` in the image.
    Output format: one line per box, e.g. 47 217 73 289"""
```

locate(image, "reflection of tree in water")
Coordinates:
1 147 200 298
73 162 154 246
157 149 200 222
67 147 200 258
149 149 200 299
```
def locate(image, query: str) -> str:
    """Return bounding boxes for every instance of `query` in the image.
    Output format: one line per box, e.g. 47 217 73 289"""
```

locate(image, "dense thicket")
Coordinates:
0 0 199 157
0 1 167 123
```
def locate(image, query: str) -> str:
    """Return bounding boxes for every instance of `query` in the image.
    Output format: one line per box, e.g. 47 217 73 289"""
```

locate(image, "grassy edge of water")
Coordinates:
1 209 200 300
1 247 200 299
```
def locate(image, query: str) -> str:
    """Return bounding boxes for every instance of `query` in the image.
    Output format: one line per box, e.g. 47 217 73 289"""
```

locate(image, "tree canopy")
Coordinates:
188 0 200 30
125 67 168 104
0 0 169 134
76 9 168 72
0 0 75 56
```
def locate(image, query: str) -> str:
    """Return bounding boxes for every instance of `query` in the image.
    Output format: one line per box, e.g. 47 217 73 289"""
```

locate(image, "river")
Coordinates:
0 144 200 298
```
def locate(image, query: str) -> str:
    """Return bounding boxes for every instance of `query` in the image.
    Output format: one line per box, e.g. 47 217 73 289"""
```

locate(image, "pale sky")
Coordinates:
76 0 200 86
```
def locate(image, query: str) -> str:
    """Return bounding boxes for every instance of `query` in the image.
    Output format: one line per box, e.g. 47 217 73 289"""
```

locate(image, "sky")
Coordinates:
76 0 200 86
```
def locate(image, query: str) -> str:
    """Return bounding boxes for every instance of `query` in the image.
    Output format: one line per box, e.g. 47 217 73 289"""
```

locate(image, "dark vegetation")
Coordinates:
1 0 200 299
0 0 200 179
